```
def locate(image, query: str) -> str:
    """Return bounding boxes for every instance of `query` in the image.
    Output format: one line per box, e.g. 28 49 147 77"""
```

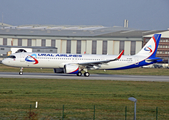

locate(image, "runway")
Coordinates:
0 72 168 82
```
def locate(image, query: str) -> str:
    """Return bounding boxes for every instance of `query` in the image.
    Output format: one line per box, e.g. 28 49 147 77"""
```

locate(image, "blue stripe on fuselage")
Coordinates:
106 59 162 70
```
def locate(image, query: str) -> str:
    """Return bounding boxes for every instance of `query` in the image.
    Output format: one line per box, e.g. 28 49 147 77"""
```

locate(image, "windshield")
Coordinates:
7 55 16 59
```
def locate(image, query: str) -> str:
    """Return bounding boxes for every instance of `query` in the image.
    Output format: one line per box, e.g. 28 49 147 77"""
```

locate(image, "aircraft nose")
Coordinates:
2 59 5 64
2 59 8 65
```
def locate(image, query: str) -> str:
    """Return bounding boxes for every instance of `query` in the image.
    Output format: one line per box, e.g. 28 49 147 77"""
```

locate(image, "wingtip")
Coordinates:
117 50 124 59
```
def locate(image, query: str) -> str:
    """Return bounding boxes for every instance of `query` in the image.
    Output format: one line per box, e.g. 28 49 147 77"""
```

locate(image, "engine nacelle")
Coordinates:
64 64 79 74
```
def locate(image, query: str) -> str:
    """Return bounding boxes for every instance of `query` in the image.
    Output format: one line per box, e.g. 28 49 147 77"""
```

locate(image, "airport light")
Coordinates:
128 97 137 120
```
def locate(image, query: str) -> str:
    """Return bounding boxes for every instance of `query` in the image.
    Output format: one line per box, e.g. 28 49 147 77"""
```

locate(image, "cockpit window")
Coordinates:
7 55 16 59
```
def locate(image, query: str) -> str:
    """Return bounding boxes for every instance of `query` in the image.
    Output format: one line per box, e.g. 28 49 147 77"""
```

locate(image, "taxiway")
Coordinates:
0 72 168 82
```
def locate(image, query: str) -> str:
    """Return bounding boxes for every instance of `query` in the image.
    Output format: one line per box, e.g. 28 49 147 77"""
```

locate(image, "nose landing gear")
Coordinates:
19 67 23 75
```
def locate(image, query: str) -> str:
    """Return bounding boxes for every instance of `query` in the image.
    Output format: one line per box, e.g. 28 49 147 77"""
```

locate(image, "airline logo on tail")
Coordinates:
144 45 153 53
25 54 39 64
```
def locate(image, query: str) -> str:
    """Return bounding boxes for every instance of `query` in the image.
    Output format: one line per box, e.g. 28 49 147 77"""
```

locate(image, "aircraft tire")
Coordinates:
19 71 23 75
84 72 90 77
77 72 82 76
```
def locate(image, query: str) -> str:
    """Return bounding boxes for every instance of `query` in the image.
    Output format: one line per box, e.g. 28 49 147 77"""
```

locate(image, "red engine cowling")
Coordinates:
64 64 79 74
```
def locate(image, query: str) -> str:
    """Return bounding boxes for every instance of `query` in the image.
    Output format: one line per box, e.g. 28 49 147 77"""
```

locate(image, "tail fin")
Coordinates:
136 34 161 58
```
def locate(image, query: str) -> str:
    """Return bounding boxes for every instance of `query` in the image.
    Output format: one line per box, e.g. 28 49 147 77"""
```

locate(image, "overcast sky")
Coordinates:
0 0 169 30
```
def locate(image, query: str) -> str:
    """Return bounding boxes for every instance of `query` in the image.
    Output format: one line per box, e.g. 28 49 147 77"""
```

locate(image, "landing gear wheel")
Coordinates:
84 72 90 77
19 67 23 75
19 71 23 75
77 72 82 76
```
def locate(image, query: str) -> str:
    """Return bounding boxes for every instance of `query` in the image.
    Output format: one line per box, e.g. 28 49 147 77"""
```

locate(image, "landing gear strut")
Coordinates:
19 67 23 75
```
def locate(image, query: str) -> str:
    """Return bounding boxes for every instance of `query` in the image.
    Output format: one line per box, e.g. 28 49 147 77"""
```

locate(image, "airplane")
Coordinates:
2 34 162 77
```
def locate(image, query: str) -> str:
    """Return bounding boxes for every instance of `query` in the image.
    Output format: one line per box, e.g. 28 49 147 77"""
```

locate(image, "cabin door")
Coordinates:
20 53 26 62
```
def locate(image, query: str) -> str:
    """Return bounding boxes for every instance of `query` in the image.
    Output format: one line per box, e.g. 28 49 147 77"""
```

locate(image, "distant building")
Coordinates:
0 23 168 63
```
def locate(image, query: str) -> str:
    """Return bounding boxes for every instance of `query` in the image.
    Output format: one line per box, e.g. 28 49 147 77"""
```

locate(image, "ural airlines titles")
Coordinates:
38 54 82 57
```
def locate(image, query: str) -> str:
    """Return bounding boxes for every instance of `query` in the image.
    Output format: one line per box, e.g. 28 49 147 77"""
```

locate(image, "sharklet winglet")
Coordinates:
117 50 124 59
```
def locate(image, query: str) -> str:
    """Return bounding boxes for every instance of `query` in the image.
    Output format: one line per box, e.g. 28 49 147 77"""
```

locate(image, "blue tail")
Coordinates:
146 34 162 62
136 34 161 58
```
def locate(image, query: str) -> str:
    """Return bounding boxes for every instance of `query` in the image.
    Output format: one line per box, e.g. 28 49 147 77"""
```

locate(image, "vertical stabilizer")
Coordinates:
136 34 161 58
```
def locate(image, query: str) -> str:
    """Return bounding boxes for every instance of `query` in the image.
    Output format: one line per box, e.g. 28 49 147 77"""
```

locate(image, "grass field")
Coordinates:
0 64 169 119
0 78 169 119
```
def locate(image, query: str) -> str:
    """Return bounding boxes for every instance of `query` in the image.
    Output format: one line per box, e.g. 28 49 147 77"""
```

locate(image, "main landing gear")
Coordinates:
77 72 90 77
19 67 23 75
84 72 90 77
77 69 90 77
77 72 82 76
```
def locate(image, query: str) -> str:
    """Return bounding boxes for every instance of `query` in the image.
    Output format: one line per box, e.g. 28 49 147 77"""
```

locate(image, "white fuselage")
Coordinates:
2 52 144 70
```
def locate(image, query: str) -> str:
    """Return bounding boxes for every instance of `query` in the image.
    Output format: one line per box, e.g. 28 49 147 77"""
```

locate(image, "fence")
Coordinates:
0 105 169 120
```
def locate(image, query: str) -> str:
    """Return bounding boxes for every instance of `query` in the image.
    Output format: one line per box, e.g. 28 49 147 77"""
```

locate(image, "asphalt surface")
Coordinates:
0 72 168 82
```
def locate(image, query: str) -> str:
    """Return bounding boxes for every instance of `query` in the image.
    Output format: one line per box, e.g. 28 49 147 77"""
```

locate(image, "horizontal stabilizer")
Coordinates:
146 57 162 62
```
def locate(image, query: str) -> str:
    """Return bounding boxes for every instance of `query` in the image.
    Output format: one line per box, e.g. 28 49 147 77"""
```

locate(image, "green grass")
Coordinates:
0 78 169 119
0 64 169 76
0 64 169 119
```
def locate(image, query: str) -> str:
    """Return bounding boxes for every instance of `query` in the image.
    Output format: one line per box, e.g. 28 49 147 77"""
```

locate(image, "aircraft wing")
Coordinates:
78 50 124 66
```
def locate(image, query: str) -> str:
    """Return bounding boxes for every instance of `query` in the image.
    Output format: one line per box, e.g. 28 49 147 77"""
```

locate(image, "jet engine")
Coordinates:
64 64 79 74
53 64 79 74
